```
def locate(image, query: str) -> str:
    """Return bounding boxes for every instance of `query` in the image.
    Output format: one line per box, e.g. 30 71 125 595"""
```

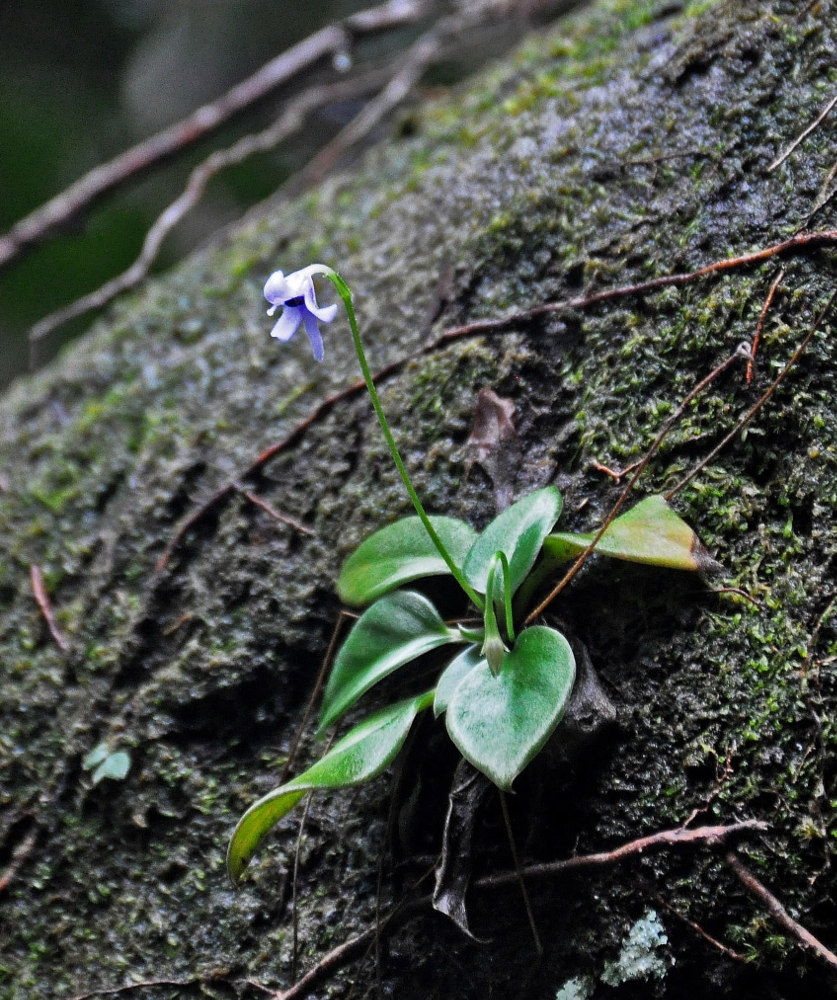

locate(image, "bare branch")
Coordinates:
726 852 837 970
30 564 70 652
478 820 768 886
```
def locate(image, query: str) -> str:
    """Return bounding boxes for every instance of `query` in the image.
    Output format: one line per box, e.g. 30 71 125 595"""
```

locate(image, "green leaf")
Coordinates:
544 494 720 572
227 691 432 883
319 590 461 732
445 626 575 789
434 645 484 717
338 515 477 606
83 743 132 785
92 751 131 785
463 486 562 596
83 742 110 770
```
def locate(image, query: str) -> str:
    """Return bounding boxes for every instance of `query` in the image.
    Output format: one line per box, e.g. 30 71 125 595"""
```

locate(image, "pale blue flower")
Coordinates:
264 265 337 362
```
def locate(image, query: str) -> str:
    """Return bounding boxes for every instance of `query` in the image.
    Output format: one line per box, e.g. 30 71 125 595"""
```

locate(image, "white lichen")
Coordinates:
601 908 674 986
555 975 594 1000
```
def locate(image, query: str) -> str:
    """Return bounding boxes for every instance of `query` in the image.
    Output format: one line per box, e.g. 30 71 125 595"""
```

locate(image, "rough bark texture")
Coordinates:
1 1 836 997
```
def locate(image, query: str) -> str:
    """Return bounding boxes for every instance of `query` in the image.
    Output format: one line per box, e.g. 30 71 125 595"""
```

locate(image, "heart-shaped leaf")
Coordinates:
445 626 575 789
544 494 720 572
228 690 432 883
434 644 484 717
82 743 132 785
463 486 562 596
338 515 477 606
319 590 461 732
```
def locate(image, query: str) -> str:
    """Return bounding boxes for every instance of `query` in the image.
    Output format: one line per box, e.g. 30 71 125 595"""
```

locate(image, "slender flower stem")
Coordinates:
325 271 484 610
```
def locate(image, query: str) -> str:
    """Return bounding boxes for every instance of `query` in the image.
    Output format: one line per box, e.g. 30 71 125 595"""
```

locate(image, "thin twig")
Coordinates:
234 482 315 536
747 268 784 385
30 564 70 652
478 819 768 886
666 290 836 497
590 458 641 481
0 0 430 275
292 793 317 983
768 90 837 172
0 827 38 896
726 852 837 970
706 587 764 611
67 975 275 1000
300 31 442 188
498 790 543 956
434 229 837 341
653 892 750 962
275 896 429 1000
523 346 746 625
280 614 348 787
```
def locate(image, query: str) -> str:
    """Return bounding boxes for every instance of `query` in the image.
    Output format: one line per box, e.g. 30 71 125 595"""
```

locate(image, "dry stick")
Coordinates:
0 0 431 275
67 976 276 1000
590 458 642 481
154 376 371 574
286 620 346 979
768 90 837 172
523 346 747 626
725 852 837 970
275 896 429 1000
498 790 543 956
665 290 837 499
155 229 837 577
29 69 394 349
747 267 784 385
435 229 837 341
0 827 38 896
478 819 767 887
30 564 70 652
300 30 442 188
292 793 318 983
706 586 764 611
272 820 764 1000
653 892 750 963
234 482 315 536
279 614 348 787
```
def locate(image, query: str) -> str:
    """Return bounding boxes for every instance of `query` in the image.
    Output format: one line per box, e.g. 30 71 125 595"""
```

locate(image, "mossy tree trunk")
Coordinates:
2 1 836 997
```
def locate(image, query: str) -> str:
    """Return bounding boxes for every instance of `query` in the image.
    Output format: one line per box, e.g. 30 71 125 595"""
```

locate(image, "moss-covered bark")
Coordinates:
2 0 836 996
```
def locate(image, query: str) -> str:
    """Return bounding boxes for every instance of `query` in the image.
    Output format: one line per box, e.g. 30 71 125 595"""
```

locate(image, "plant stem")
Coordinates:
326 271 484 610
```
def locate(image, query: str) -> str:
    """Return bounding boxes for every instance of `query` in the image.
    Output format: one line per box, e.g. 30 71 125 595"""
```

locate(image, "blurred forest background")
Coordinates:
0 0 382 388
0 0 563 390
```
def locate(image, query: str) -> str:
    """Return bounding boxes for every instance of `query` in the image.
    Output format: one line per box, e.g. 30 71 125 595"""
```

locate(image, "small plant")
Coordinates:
227 266 716 882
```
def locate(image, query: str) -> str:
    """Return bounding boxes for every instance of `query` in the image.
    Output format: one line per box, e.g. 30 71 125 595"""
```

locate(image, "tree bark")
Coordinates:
1 1 836 997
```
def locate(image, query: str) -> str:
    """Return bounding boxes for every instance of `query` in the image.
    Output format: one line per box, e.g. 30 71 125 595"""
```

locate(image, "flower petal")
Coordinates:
303 310 325 362
264 270 290 307
302 283 338 323
270 307 302 342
